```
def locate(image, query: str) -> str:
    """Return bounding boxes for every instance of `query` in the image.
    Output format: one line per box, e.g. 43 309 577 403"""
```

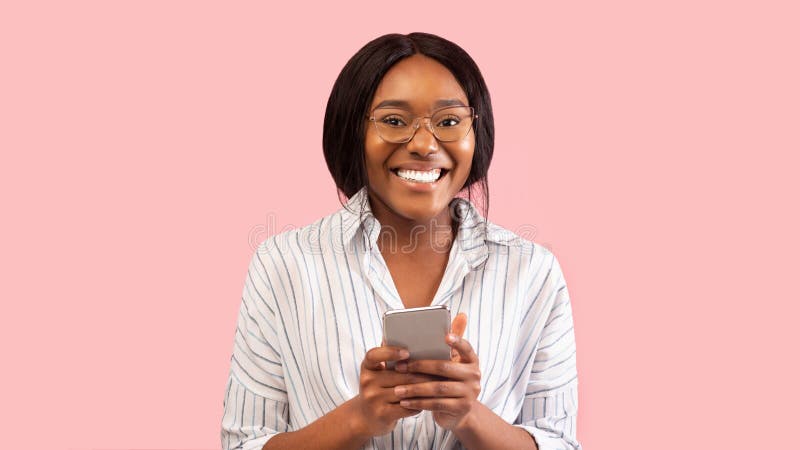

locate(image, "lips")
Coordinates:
389 165 451 176
390 163 450 171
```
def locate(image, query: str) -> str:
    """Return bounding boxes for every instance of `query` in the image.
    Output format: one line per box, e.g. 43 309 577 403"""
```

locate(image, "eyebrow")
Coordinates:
373 98 466 110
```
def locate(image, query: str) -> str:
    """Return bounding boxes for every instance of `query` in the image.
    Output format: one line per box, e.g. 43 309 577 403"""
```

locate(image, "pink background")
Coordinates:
2 1 798 449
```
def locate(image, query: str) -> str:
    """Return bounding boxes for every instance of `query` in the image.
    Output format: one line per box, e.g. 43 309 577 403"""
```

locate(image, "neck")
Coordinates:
367 194 458 258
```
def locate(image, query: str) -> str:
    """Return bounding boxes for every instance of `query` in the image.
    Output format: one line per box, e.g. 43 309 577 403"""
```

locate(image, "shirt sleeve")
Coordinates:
221 243 290 450
513 254 582 450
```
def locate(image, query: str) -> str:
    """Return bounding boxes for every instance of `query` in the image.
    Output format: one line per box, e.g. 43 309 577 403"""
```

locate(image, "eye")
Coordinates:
381 115 408 127
436 115 461 127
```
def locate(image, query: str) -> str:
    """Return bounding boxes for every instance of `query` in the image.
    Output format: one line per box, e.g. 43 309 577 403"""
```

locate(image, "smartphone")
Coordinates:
382 305 451 370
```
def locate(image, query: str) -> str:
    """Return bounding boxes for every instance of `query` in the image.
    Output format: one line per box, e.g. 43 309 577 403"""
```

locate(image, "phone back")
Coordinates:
383 306 451 369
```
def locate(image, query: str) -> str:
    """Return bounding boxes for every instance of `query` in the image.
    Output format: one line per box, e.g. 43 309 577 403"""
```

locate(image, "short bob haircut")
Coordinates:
322 32 494 219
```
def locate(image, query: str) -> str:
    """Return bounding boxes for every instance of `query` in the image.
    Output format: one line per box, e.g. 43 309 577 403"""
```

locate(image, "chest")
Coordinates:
280 245 540 429
383 252 449 309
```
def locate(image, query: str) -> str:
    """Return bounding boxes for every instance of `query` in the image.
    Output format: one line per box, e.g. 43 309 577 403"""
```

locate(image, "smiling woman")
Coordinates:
364 54 475 225
221 32 582 450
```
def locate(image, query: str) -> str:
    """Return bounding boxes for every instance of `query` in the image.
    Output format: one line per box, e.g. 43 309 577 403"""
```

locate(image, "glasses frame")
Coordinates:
366 105 479 144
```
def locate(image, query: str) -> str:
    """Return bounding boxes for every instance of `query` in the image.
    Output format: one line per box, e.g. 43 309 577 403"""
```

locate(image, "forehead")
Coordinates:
370 54 468 111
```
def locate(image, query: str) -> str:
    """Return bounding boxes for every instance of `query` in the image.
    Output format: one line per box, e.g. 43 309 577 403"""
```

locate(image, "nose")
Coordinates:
406 117 438 156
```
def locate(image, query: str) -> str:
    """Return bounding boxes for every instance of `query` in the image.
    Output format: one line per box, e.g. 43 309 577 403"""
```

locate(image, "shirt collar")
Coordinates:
340 186 522 271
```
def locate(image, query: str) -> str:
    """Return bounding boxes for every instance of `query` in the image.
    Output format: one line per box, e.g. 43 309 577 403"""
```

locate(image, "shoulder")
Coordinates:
483 220 545 256
484 220 528 247
252 207 349 263
483 220 565 277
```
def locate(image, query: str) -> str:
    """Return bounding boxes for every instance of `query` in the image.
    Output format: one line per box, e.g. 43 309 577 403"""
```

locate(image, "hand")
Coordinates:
393 313 482 430
352 344 441 437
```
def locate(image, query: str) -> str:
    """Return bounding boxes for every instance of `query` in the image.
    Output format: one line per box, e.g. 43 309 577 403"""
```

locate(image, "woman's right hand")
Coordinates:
351 345 439 437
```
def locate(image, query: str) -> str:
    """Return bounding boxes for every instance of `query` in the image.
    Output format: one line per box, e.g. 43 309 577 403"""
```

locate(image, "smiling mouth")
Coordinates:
390 168 449 183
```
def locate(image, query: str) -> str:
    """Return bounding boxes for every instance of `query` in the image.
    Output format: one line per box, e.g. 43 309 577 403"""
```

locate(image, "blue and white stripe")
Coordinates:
221 186 582 449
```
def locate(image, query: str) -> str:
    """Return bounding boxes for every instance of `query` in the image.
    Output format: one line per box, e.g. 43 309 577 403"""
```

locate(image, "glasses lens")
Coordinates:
371 106 475 143
372 108 414 143
431 106 474 142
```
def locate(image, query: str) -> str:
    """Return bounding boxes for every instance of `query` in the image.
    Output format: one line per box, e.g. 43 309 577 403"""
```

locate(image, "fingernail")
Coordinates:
446 333 458 343
394 386 407 397
400 400 411 407
396 361 407 372
399 350 410 359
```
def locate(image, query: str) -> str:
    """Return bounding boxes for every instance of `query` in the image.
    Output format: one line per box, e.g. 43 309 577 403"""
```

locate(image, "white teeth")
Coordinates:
396 168 442 183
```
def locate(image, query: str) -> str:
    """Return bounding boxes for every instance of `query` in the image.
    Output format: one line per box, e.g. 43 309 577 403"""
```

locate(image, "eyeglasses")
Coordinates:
367 105 478 144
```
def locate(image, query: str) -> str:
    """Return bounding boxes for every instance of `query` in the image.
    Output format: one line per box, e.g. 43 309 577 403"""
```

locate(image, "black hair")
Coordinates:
322 32 494 221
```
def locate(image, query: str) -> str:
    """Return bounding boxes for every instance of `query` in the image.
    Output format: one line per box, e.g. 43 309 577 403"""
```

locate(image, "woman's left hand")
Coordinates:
393 313 481 430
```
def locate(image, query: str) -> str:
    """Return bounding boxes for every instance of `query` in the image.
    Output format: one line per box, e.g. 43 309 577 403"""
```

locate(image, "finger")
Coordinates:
449 314 467 362
450 313 467 338
446 334 478 364
386 403 423 420
399 359 477 381
377 372 440 388
371 385 410 405
393 381 467 400
399 398 468 415
363 346 410 370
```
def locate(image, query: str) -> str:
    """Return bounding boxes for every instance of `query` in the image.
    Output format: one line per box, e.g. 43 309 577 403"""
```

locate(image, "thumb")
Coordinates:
449 313 468 362
450 312 467 338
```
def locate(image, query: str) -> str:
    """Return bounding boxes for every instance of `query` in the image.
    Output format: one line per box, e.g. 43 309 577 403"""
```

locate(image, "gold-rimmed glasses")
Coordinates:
367 105 478 144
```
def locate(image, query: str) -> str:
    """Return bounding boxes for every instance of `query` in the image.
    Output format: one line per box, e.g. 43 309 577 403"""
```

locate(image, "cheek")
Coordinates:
449 138 475 168
364 132 395 169
363 129 379 166
364 123 376 145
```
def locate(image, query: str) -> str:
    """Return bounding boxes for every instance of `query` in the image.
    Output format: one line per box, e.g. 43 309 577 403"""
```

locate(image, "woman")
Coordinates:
221 32 581 450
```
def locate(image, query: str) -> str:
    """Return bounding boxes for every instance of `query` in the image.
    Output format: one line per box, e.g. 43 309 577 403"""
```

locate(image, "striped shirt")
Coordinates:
221 186 581 449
